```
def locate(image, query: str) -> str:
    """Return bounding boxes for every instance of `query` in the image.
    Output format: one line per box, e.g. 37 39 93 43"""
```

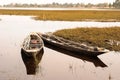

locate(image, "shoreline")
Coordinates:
0 7 120 11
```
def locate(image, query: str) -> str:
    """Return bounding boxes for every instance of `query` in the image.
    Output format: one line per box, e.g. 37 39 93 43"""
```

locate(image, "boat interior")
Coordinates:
23 34 43 50
29 35 41 49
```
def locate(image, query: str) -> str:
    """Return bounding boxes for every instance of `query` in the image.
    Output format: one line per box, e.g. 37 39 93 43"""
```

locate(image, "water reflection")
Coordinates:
44 43 107 67
21 48 44 75
1 15 120 80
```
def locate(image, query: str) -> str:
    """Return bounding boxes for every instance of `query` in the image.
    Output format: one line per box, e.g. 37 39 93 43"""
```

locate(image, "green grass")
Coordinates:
53 27 120 51
0 9 120 21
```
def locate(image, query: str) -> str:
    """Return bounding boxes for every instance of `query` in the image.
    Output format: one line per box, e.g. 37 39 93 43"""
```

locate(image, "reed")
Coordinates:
0 9 120 21
53 27 120 51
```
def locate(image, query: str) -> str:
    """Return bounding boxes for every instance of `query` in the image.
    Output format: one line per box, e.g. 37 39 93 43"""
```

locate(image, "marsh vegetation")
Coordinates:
53 27 120 51
0 9 120 50
0 9 120 21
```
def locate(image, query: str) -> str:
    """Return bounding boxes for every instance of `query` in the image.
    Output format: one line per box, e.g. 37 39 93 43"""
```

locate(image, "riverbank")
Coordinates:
0 9 120 22
53 27 120 51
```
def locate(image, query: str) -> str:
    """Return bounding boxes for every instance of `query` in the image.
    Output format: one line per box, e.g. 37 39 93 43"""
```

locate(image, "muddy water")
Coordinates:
0 15 120 80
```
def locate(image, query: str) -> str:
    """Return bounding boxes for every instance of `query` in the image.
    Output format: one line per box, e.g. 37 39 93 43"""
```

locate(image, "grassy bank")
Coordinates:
53 27 120 51
0 9 120 21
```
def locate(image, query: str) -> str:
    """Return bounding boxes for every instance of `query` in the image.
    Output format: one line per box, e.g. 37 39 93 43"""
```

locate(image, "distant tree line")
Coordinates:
1 3 112 8
113 0 120 8
1 0 120 9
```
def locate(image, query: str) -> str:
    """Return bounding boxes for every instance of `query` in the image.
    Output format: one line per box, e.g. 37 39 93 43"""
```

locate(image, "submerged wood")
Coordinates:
21 32 44 57
38 33 109 56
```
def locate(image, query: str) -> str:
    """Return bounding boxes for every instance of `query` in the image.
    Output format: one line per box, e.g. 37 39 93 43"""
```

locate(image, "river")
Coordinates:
0 15 120 80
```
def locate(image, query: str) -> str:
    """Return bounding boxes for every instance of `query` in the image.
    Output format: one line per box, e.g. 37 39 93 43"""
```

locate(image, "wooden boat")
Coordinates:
21 48 44 75
44 43 107 67
21 32 44 57
39 33 109 56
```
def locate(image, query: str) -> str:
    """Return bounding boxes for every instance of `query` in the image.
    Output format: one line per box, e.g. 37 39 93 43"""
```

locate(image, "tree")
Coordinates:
109 3 112 8
96 3 109 8
85 3 94 8
113 0 120 8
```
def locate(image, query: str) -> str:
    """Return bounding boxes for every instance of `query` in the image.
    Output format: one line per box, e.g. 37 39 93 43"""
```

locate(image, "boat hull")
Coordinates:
21 48 43 57
40 34 107 56
21 48 44 75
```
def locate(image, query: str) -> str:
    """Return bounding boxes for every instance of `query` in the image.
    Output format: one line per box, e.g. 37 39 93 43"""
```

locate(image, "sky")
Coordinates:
0 0 116 5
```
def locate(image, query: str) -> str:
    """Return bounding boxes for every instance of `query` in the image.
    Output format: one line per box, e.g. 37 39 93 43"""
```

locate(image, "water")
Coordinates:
0 15 120 80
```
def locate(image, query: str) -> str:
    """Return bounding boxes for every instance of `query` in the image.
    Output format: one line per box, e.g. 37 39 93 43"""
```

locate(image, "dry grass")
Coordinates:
0 9 120 50
53 27 120 51
0 9 120 21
